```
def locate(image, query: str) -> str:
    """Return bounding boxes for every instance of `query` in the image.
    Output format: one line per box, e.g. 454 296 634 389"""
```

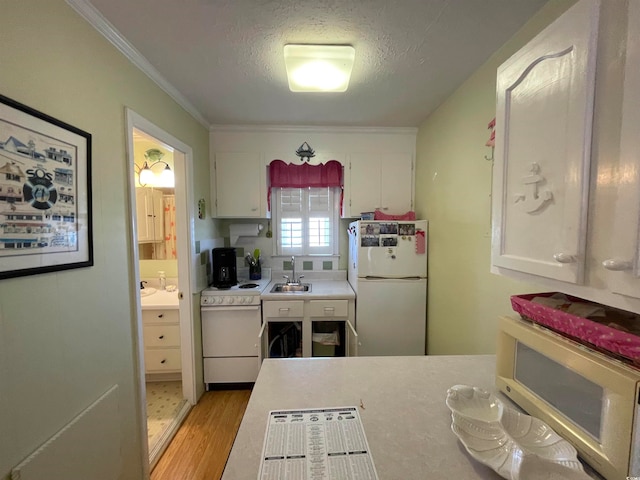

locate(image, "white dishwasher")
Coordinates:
200 276 270 388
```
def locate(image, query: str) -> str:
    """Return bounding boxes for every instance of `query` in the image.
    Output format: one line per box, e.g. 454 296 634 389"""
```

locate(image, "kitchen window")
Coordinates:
272 186 339 256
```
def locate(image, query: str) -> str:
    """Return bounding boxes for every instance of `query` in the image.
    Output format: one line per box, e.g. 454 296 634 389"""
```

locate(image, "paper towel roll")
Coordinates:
229 223 263 244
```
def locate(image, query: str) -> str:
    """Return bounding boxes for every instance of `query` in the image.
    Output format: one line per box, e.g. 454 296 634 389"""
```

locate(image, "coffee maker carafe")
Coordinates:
212 247 238 288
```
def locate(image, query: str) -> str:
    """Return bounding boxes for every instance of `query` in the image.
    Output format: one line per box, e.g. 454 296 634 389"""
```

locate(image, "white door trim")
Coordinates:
125 108 197 471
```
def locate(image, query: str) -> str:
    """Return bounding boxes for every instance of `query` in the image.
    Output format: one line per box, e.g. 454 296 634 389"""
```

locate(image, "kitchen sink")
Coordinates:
270 283 312 293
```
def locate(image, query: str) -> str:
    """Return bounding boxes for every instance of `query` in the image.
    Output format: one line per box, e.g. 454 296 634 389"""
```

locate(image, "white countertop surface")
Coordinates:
261 279 355 300
222 355 601 480
140 289 179 309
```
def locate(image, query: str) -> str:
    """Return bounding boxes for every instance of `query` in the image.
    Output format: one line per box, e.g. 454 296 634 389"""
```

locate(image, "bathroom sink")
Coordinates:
140 287 157 297
270 283 312 293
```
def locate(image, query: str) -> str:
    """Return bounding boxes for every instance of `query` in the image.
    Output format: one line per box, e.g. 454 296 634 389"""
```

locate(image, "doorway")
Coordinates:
125 109 197 472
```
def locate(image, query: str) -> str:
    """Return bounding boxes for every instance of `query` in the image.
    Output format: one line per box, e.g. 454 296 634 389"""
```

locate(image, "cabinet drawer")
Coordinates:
204 357 260 383
144 348 181 372
308 300 348 317
263 300 304 317
143 325 181 347
142 309 179 324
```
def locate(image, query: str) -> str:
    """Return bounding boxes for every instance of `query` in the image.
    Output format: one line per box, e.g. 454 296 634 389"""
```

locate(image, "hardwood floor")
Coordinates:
151 389 252 480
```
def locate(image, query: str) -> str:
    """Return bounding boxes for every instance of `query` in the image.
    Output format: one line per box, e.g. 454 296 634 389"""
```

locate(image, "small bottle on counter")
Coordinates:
158 271 166 290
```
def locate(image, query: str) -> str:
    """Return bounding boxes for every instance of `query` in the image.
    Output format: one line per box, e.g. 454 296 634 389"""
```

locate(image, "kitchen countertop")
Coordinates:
222 355 601 480
140 289 179 309
261 279 355 300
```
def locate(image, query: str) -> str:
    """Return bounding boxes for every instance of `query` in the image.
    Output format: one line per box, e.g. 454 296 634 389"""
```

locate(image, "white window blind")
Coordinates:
273 187 338 255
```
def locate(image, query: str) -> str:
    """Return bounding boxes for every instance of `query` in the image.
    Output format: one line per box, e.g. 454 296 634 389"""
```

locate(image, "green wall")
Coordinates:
0 1 213 478
414 0 578 355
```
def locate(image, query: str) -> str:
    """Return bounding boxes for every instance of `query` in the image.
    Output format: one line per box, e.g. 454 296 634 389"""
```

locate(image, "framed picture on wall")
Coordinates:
0 93 93 280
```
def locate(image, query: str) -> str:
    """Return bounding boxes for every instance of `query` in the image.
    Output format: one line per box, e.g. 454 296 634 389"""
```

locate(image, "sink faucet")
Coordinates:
291 255 297 284
284 255 304 285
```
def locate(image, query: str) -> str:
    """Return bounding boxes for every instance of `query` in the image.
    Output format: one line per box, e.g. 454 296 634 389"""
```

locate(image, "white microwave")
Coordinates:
496 315 640 480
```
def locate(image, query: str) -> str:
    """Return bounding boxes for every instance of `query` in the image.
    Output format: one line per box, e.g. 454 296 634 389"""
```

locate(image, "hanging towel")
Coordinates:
415 230 426 254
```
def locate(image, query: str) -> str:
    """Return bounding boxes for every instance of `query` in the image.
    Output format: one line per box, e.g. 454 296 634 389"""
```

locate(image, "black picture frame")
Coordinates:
0 94 93 279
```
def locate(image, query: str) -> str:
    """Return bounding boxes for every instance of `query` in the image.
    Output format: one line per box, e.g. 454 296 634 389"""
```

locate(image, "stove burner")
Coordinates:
239 283 259 289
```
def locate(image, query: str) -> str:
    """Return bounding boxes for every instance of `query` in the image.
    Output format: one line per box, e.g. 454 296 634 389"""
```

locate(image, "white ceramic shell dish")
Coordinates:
445 385 591 480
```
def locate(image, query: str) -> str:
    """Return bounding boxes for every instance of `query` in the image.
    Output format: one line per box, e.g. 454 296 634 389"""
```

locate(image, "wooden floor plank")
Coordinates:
151 389 251 480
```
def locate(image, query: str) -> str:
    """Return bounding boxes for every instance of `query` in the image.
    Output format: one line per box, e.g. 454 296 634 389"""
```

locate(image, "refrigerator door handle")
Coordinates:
363 276 423 280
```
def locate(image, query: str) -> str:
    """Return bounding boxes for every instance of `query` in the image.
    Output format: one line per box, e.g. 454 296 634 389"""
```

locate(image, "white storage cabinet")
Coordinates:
142 308 181 375
261 299 357 358
211 152 266 217
347 153 413 217
491 0 640 314
492 0 599 285
136 187 164 243
604 1 640 300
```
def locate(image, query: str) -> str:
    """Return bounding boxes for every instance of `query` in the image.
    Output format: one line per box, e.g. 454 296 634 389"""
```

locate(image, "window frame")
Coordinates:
271 186 340 256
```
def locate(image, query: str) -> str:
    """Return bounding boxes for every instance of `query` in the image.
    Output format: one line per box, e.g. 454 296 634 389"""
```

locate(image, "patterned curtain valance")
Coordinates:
268 159 343 210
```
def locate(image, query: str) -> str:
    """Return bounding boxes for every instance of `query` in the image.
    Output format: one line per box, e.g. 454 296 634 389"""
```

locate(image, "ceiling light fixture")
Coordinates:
284 44 355 93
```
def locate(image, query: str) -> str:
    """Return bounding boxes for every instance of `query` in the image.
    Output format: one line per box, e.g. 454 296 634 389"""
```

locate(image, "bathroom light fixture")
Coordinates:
284 44 355 92
138 148 175 187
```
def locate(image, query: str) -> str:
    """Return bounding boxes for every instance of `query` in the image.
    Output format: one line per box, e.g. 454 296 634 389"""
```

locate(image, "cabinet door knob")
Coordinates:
160 359 166 364
158 335 164 339
553 253 577 264
157 314 164 318
602 259 632 271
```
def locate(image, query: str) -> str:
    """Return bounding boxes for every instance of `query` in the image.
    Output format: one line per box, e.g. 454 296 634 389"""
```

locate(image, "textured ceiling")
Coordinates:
85 0 548 127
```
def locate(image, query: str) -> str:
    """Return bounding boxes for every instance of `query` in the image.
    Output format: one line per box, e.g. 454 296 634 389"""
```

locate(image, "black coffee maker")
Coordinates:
212 247 238 288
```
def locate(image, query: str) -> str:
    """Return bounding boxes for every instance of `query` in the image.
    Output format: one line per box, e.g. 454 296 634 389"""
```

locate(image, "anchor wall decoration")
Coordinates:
513 162 553 213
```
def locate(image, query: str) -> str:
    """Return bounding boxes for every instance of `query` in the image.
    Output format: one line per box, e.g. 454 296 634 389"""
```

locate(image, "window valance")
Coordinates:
268 160 343 211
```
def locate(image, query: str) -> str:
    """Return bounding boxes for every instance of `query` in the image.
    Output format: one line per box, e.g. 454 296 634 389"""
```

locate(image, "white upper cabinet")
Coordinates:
212 152 266 217
492 0 599 284
210 128 416 219
136 187 163 243
348 153 413 217
604 1 640 300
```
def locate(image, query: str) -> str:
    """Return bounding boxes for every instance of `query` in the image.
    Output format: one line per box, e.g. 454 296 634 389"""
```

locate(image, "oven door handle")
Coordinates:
201 305 261 312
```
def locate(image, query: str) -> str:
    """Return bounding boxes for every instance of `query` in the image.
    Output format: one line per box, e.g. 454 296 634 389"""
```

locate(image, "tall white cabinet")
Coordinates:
136 187 164 243
492 0 599 285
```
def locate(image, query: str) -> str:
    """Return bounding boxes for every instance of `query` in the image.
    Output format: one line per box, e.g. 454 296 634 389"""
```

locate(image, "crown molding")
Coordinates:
66 0 210 129
209 124 418 135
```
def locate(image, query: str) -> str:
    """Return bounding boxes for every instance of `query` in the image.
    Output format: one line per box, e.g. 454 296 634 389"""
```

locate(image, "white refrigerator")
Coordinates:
348 220 428 356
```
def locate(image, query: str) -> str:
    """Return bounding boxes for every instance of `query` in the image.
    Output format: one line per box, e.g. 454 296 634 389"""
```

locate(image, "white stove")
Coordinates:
201 270 271 386
200 275 271 306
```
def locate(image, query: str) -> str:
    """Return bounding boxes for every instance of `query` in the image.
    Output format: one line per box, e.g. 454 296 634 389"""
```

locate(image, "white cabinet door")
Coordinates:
604 1 640 299
213 152 264 217
349 154 381 216
380 154 413 214
135 187 163 243
492 0 599 284
348 153 413 217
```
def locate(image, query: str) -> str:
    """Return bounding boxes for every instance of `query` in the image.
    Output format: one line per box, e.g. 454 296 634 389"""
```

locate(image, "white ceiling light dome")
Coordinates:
284 44 355 93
